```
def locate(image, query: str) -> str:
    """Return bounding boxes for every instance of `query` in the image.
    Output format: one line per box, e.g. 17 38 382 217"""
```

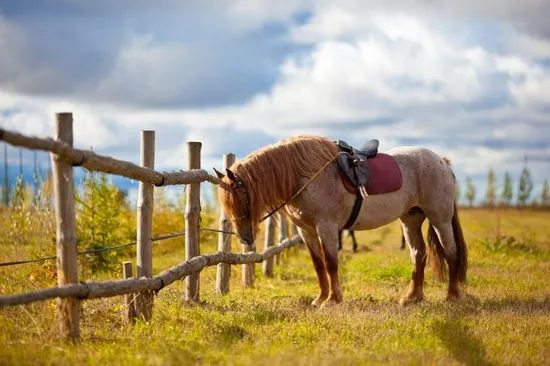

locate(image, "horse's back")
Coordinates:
387 145 456 216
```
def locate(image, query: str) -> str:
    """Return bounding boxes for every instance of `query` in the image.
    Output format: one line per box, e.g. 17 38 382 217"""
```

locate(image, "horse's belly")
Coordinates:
350 193 410 230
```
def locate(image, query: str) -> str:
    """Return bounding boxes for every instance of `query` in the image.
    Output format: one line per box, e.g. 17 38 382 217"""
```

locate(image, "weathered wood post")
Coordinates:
3 144 8 206
216 153 235 295
276 213 288 265
135 130 155 320
185 142 201 302
122 261 136 324
289 222 300 255
52 112 79 341
242 245 255 287
263 216 276 277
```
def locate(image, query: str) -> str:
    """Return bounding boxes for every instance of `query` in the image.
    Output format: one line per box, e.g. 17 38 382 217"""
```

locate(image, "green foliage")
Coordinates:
541 180 549 208
478 234 542 256
465 176 476 207
517 158 533 207
485 167 497 207
76 171 133 273
501 171 513 206
8 176 32 246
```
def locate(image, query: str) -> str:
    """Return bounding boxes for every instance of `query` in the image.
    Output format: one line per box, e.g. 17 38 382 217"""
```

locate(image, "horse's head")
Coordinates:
215 167 256 249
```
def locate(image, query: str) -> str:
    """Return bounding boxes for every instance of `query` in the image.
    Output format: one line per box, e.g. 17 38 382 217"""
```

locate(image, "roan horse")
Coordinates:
216 135 467 308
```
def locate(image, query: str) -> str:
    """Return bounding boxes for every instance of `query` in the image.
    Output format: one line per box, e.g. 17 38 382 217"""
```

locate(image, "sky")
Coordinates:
1 0 549 205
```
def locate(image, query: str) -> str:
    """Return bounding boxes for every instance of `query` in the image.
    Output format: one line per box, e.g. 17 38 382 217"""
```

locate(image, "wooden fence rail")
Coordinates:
0 126 219 186
0 235 302 307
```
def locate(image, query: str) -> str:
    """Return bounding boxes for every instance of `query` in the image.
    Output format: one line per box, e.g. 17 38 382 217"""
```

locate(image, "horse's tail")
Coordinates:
452 201 468 283
427 200 468 283
427 224 448 282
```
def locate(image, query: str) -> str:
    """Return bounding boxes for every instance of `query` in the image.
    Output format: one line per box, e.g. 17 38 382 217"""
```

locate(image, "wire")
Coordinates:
0 231 187 268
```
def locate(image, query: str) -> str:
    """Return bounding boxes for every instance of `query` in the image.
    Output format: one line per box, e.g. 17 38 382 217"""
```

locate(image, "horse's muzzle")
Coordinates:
241 241 256 252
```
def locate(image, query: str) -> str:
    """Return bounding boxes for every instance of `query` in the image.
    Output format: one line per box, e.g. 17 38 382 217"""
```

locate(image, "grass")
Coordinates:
1 208 550 365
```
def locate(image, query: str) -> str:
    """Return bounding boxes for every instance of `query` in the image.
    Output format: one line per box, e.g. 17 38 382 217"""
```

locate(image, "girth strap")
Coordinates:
343 193 363 230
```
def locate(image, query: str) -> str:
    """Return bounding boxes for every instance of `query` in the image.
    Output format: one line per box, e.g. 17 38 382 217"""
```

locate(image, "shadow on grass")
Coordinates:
480 297 550 314
432 317 494 366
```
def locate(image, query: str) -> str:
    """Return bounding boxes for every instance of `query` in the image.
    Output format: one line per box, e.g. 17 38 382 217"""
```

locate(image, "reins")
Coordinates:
259 154 340 222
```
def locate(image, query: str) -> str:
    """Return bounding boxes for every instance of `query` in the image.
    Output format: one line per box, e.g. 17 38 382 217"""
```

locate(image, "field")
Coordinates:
1 208 549 365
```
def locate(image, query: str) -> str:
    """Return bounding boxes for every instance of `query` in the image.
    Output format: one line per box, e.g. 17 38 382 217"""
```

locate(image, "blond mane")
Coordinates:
219 135 339 226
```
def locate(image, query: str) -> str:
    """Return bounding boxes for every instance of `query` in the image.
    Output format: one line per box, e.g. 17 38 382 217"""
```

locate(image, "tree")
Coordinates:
501 171 513 207
455 180 461 203
541 179 550 208
517 157 533 207
485 167 497 207
76 171 132 272
465 177 476 208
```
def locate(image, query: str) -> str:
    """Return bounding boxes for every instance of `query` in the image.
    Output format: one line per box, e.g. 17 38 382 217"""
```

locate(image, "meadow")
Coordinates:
1 205 549 365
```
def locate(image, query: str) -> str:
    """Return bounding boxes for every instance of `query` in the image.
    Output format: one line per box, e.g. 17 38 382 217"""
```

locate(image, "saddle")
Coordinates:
334 139 403 230
335 139 379 199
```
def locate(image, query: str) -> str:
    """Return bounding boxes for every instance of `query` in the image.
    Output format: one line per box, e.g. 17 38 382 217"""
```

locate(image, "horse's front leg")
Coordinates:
316 221 343 307
298 228 330 307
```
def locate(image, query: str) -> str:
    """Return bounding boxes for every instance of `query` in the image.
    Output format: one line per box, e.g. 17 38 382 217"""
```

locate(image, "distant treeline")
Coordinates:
459 162 549 209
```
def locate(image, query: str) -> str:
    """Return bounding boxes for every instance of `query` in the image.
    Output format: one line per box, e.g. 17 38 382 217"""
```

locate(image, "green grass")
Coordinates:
1 209 550 365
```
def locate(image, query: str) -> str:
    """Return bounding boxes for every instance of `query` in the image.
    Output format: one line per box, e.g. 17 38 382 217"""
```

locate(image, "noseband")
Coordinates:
230 172 251 220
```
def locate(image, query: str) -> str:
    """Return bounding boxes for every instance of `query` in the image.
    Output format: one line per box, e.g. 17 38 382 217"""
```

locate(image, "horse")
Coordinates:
215 135 468 308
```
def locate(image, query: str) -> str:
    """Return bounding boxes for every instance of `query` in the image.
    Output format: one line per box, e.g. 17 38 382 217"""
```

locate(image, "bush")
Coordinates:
76 171 134 274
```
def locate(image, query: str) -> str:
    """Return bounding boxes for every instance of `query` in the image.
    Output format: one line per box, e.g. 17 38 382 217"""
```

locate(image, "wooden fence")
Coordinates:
0 113 302 341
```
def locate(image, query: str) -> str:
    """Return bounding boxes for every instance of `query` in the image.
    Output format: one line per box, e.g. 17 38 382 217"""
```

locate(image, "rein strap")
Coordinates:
259 155 339 222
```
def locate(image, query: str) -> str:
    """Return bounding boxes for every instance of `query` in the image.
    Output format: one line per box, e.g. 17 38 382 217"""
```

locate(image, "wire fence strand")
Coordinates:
0 231 187 268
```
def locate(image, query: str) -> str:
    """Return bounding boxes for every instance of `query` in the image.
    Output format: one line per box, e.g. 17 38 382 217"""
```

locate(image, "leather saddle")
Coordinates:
335 139 379 198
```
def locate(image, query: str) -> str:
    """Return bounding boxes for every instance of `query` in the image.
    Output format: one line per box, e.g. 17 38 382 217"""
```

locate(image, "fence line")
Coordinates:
0 126 219 186
0 113 302 342
0 235 302 307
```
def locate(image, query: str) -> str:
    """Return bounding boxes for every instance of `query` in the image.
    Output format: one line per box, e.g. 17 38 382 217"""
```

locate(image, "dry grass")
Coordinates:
1 208 549 365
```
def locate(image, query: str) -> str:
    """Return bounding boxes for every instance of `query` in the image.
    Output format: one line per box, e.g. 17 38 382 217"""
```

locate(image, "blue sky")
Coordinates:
1 0 549 205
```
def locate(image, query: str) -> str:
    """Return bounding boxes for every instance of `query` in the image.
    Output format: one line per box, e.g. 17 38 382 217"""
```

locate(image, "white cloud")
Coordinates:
1 1 550 205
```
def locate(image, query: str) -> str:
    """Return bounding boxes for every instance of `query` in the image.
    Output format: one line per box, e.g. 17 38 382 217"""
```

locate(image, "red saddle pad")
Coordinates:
339 153 403 195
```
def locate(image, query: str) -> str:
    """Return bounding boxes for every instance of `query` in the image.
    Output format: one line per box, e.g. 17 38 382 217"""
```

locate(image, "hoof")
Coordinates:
399 294 425 307
319 293 343 309
311 294 329 308
446 291 463 303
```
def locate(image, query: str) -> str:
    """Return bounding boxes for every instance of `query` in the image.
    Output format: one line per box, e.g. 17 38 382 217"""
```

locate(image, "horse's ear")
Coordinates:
226 168 237 182
213 167 225 179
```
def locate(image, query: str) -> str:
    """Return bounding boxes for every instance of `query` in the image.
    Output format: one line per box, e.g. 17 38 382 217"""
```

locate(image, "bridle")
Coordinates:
230 172 251 221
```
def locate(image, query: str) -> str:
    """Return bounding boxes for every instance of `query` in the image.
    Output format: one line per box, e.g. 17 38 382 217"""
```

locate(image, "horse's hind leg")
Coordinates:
399 208 427 306
298 228 330 307
430 222 461 301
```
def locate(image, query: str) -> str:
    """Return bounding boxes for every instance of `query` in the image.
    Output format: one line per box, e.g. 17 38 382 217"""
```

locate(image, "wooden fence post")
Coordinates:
185 142 201 302
263 216 276 276
3 144 8 206
276 213 288 265
122 261 136 324
52 112 79 341
216 153 235 295
242 244 255 287
135 130 155 320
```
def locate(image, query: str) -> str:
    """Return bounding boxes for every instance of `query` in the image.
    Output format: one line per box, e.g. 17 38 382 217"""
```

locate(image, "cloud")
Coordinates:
1 0 549 206
0 1 303 108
